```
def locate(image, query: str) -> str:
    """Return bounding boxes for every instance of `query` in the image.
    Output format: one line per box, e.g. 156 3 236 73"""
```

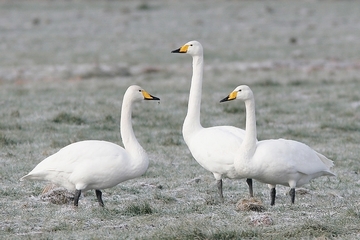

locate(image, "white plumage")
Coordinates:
20 85 160 207
220 85 336 205
172 41 254 200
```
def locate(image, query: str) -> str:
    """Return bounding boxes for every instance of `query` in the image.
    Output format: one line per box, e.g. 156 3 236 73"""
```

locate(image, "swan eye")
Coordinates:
238 89 242 92
138 90 142 92
190 44 193 46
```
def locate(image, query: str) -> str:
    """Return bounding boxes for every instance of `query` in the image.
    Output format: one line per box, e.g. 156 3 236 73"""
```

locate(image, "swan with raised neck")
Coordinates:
172 41 254 200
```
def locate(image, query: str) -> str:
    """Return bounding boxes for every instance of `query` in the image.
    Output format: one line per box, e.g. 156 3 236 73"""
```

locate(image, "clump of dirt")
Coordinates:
235 198 266 212
294 188 311 195
40 184 74 205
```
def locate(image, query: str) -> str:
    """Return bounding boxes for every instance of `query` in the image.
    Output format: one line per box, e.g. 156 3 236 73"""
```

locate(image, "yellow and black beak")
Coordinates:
141 90 160 101
220 91 237 103
171 44 189 53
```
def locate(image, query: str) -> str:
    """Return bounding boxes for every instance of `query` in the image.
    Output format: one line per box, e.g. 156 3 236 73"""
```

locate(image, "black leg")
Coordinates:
246 178 254 197
217 179 224 201
74 189 81 207
270 188 276 206
95 189 104 207
289 188 295 204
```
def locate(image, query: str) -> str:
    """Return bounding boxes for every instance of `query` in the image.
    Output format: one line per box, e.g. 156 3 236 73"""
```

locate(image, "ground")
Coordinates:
0 0 360 239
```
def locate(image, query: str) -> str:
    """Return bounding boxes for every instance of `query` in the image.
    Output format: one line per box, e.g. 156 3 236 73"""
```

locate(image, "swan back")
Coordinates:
253 139 335 177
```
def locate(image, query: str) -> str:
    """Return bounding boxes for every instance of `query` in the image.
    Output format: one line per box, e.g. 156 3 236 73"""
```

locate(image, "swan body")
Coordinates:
172 41 254 200
238 139 334 188
20 85 160 207
220 85 335 205
184 125 246 179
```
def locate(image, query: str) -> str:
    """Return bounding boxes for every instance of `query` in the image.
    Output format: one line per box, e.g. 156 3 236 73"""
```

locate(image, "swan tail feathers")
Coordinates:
20 172 49 182
19 174 40 182
19 175 28 181
323 170 336 177
316 152 335 169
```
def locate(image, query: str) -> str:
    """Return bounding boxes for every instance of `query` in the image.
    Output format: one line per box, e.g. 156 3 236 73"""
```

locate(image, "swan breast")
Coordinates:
185 126 245 177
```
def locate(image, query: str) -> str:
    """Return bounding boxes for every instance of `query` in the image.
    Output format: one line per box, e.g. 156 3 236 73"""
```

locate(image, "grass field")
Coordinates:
1 0 360 239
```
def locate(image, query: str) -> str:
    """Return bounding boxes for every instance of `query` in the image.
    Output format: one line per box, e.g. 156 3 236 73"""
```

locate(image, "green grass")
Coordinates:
1 0 360 239
52 112 86 125
123 202 153 216
0 133 17 146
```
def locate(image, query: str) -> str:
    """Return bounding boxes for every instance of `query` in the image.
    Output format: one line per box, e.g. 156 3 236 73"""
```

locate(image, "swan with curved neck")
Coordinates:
220 85 335 205
20 85 160 207
172 41 254 200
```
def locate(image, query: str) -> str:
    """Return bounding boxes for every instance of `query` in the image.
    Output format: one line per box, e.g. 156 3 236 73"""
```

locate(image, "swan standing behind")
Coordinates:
20 85 160 207
172 41 254 200
220 85 335 205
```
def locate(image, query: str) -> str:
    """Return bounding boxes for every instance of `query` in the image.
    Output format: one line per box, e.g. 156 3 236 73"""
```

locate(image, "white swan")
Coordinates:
172 41 254 200
20 85 160 207
220 85 336 205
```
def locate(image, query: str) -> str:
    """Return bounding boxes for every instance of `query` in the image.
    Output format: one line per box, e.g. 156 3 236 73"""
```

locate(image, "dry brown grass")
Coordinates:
235 198 266 212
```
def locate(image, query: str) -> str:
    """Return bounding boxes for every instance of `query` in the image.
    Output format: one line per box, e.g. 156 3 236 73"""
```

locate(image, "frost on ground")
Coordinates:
248 214 274 226
0 59 359 82
1 0 360 239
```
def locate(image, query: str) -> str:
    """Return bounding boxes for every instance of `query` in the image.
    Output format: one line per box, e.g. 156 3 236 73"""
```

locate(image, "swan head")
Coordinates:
171 40 203 57
220 85 254 103
125 85 160 102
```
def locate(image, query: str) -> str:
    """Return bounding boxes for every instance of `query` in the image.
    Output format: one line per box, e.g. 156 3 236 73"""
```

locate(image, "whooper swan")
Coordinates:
171 41 254 200
20 85 160 207
220 85 336 205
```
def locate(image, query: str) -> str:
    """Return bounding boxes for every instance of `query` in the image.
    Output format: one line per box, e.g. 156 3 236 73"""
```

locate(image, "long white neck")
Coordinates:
120 97 147 162
239 97 258 159
183 55 204 137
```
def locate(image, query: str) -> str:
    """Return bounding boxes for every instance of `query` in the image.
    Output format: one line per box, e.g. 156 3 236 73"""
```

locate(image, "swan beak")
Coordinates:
142 90 160 101
220 91 237 102
171 45 188 53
